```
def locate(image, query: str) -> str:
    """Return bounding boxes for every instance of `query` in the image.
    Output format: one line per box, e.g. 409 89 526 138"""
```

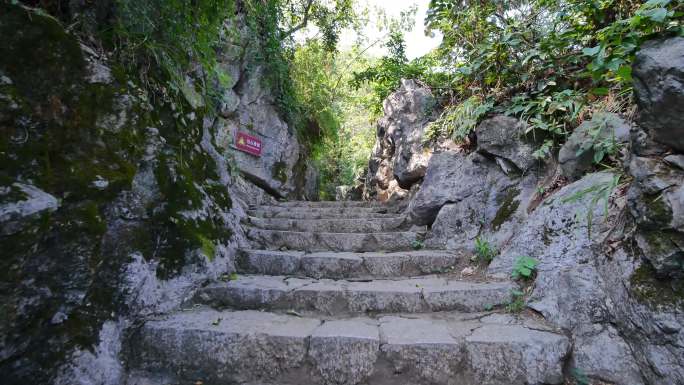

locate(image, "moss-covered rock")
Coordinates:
0 4 237 383
491 187 521 231
630 263 684 310
627 155 684 278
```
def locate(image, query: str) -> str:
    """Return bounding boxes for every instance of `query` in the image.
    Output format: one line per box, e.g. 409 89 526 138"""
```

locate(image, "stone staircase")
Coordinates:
125 201 571 385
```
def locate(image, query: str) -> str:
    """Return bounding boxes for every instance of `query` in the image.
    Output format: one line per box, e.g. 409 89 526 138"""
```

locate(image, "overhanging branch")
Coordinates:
281 0 315 39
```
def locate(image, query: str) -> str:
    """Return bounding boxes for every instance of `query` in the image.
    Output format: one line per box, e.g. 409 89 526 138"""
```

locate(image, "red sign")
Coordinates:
235 131 262 157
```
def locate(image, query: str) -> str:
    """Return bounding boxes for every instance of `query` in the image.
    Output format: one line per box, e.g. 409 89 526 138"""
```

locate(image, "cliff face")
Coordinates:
213 15 305 198
0 4 308 383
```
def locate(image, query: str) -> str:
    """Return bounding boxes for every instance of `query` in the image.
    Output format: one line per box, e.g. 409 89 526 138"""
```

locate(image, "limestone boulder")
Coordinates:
366 79 436 198
558 112 631 180
633 37 684 153
475 115 538 174
407 152 490 226
408 146 538 253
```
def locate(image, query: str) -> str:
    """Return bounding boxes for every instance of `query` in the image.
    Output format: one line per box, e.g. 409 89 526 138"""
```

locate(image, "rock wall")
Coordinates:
0 3 305 384
400 36 684 384
407 115 543 252
211 15 303 198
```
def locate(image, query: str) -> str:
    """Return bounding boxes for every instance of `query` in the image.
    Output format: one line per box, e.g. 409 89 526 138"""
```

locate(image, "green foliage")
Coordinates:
582 0 682 84
411 240 425 250
505 89 586 144
507 289 526 313
113 0 235 110
424 96 493 143
243 0 356 142
511 256 540 280
351 34 452 116
423 0 682 152
290 44 377 198
562 173 622 237
571 367 591 385
291 41 343 145
576 115 623 165
474 237 497 264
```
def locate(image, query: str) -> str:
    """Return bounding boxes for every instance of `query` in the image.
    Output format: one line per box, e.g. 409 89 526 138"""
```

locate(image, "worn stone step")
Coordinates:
247 209 400 219
237 249 464 279
246 228 421 252
264 200 386 208
193 275 515 314
126 309 570 385
249 206 398 219
245 216 406 233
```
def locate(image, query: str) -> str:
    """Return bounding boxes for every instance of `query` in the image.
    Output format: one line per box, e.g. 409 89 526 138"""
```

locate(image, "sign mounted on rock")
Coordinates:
235 131 262 157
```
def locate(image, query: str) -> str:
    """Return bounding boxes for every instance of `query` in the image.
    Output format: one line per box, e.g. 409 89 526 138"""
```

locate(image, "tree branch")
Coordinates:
281 0 315 39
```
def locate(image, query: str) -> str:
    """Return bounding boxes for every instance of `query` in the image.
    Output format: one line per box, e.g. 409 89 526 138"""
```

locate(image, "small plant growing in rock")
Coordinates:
411 240 424 250
506 289 526 313
474 237 497 264
511 256 539 280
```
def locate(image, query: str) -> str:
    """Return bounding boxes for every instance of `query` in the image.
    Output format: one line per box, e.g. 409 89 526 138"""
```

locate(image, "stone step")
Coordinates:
247 209 400 219
237 249 464 279
246 228 421 252
245 216 406 233
250 205 397 217
126 309 570 385
264 200 386 208
193 275 516 314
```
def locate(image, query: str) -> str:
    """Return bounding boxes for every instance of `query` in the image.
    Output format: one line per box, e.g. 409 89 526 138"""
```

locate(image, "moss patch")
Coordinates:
643 193 673 228
630 263 684 310
491 187 520 231
272 161 288 183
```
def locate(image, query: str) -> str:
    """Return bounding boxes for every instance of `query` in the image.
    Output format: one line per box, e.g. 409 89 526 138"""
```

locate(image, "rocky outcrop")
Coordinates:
487 172 646 385
336 184 364 201
475 115 538 174
626 38 684 280
633 37 684 153
366 79 436 201
485 168 684 384
408 115 540 251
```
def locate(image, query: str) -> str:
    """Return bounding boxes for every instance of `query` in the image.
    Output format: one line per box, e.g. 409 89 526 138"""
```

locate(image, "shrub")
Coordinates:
424 96 493 143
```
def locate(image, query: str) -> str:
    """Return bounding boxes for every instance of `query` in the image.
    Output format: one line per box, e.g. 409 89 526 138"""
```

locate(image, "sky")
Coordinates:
332 0 442 59
399 0 443 59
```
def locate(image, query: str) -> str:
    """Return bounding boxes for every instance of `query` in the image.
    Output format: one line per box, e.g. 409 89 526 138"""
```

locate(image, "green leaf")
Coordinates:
643 0 671 9
616 66 633 82
591 87 610 96
641 7 668 22
523 259 538 269
582 46 601 56
606 58 624 72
